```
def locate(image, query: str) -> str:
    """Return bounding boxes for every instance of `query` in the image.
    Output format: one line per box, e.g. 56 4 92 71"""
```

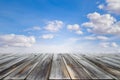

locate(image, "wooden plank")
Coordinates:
26 54 53 80
0 54 15 60
0 53 120 79
62 54 91 79
0 56 28 72
71 54 113 79
84 55 119 79
0 54 37 79
0 57 17 65
95 57 120 69
105 55 120 61
49 54 70 79
101 57 120 65
0 56 29 79
4 54 41 80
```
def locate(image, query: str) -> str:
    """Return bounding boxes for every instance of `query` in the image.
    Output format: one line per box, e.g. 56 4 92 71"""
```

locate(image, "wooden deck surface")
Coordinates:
0 53 120 80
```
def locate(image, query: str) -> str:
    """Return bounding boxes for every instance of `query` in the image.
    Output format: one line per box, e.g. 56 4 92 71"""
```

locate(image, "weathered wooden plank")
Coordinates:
84 55 119 79
4 55 41 80
0 53 120 79
92 53 120 61
0 57 17 65
0 54 15 60
49 54 70 79
62 54 91 79
95 57 120 69
0 57 27 72
0 56 29 79
106 55 120 61
71 54 113 79
101 57 120 65
26 54 53 80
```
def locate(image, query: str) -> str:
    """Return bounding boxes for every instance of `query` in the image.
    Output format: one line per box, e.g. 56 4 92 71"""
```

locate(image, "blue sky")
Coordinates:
0 0 120 53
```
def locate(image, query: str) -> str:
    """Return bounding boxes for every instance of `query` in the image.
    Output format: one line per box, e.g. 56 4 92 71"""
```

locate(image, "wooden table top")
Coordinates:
0 53 120 80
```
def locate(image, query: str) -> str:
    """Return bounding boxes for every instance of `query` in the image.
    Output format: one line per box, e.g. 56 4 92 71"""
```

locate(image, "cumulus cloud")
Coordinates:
41 34 54 39
82 12 120 35
98 0 120 15
24 26 41 31
0 34 35 47
45 20 63 32
100 42 118 48
67 24 80 30
67 24 83 34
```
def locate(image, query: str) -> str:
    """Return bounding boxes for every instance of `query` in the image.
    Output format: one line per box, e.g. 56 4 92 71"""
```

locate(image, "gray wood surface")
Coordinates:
70 54 113 79
62 54 91 79
49 54 70 79
26 54 53 80
4 54 40 80
0 53 120 80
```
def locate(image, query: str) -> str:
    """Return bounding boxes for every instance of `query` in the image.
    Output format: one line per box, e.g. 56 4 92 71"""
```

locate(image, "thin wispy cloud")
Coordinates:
24 26 41 31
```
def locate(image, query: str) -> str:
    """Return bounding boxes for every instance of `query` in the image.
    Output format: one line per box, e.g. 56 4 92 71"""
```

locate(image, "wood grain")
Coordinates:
49 54 70 79
0 53 120 80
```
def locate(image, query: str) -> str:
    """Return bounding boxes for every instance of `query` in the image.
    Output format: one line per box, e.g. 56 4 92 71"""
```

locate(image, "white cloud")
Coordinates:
98 0 120 15
99 42 110 48
75 30 83 34
0 34 35 47
98 4 104 9
67 24 83 34
45 20 63 32
67 24 80 31
85 35 108 40
97 36 109 40
100 42 118 48
84 36 96 40
41 34 54 39
82 12 120 35
82 23 94 28
0 38 119 54
111 42 118 47
24 26 41 31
